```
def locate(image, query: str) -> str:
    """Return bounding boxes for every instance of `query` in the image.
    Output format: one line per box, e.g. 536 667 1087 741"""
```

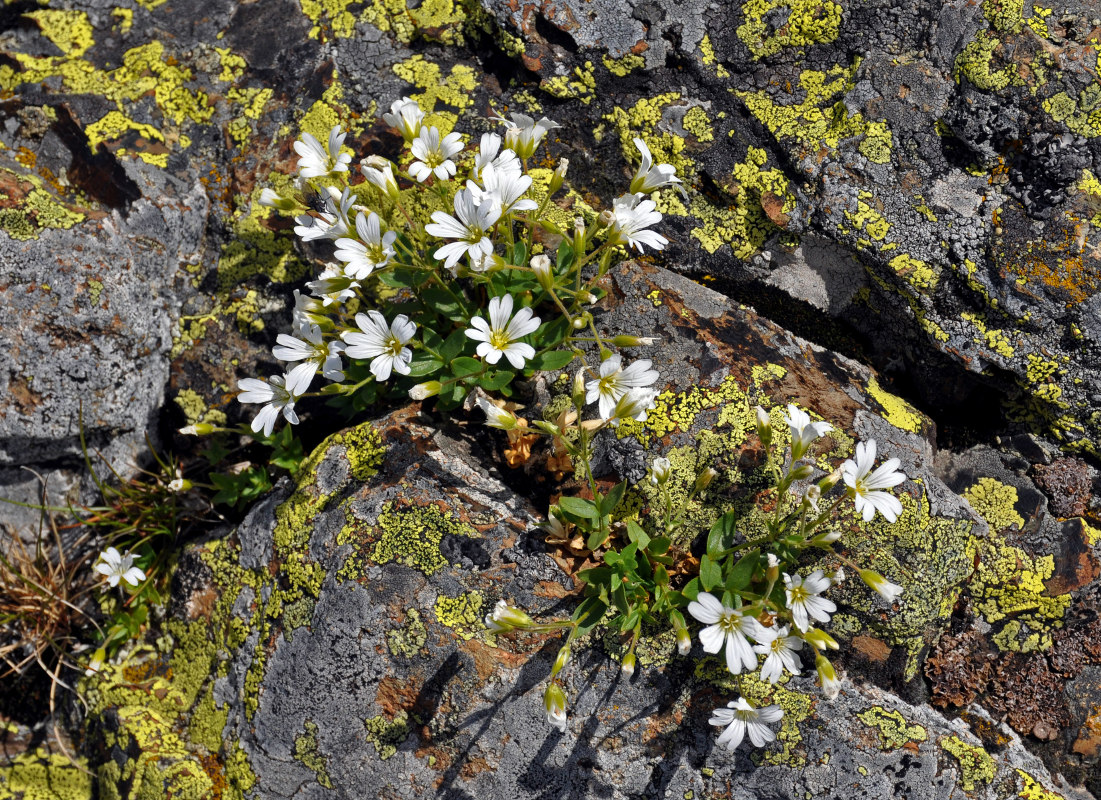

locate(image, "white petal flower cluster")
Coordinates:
342 311 417 382
688 592 775 675
294 125 352 179
585 354 659 419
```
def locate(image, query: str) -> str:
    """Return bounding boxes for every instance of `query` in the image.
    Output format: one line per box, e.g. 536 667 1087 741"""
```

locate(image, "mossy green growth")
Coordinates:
387 608 428 657
433 590 484 640
856 706 928 750
293 721 333 789
0 748 93 800
736 61 893 164
364 711 411 760
940 735 996 792
736 0 843 60
368 502 478 575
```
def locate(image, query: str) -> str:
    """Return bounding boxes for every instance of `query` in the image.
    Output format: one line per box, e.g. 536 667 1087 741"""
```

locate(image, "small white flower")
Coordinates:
476 397 518 430
293 125 352 179
709 697 784 751
237 374 300 437
766 552 780 569
409 126 464 182
306 263 359 307
484 599 536 632
842 439 906 522
491 111 561 159
606 193 668 252
382 96 425 142
425 188 502 272
464 295 541 369
585 354 660 419
272 323 345 395
293 186 353 242
784 570 837 633
784 404 832 460
650 456 672 486
804 484 821 512
468 160 537 216
859 569 904 604
94 547 146 588
629 137 686 198
687 592 774 675
361 156 400 200
473 132 520 176
341 311 417 382
608 387 657 426
334 211 398 280
754 625 802 684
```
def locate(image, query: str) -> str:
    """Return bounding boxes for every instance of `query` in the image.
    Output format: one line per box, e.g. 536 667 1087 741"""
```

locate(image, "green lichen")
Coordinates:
682 106 714 143
173 389 228 427
699 34 731 77
386 608 428 657
392 56 477 133
1016 770 1065 800
364 711 411 760
856 706 928 750
433 590 484 640
941 735 995 792
368 502 478 575
293 721 333 789
961 311 1016 358
323 424 386 482
887 253 939 292
736 0 843 60
0 749 93 800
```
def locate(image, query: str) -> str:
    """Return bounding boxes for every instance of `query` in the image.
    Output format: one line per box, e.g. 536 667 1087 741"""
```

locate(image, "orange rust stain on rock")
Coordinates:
462 639 529 682
851 635 892 662
1073 710 1101 757
376 674 421 716
533 580 571 599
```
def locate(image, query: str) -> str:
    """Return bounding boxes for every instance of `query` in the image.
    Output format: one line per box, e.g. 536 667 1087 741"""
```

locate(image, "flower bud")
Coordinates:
544 682 568 732
476 397 517 431
831 568 846 585
409 381 441 401
804 484 821 512
552 644 571 677
676 626 692 656
766 552 780 582
611 334 660 347
755 406 772 449
597 209 614 228
818 467 843 494
803 627 840 652
816 653 841 700
621 651 636 678
178 423 217 436
649 456 672 486
530 254 554 291
693 467 718 494
484 599 537 633
549 158 568 193
810 530 842 548
788 464 814 481
859 570 903 604
84 646 106 677
167 478 192 493
572 316 587 330
572 370 587 407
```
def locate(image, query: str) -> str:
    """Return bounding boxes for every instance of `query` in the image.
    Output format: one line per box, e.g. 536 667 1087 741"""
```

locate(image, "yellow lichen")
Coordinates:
392 56 477 133
542 61 596 104
433 591 484 640
865 377 923 433
602 53 646 77
941 736 995 792
736 0 843 60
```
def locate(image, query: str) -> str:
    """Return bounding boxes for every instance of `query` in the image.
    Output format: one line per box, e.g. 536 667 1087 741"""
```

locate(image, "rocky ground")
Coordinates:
1 0 1101 797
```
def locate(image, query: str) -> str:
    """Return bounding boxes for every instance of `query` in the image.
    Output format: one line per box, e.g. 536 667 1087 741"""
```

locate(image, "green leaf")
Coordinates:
586 526 609 552
625 521 650 549
558 496 599 520
725 551 760 593
611 584 629 614
511 240 529 266
600 480 628 516
681 577 701 602
571 597 608 638
421 328 444 352
707 511 739 558
556 240 574 271
699 553 722 592
530 349 575 372
451 357 482 377
603 550 621 567
378 267 420 289
619 607 641 632
576 565 611 585
407 356 443 377
646 536 671 555
478 370 514 391
654 563 669 587
420 287 466 321
440 329 468 361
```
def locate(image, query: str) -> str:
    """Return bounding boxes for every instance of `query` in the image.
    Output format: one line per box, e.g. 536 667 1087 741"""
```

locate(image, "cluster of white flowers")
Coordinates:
236 98 679 438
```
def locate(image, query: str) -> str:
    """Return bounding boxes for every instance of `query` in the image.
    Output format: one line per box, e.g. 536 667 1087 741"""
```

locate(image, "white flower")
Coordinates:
650 456 672 486
409 126 464 182
784 404 833 460
425 188 502 272
361 156 400 200
687 592 774 675
473 132 520 176
334 211 398 280
491 111 561 159
585 354 660 419
272 323 345 395
476 397 518 430
468 160 537 216
464 295 541 369
530 253 553 290
784 570 837 633
709 697 784 751
606 193 668 252
237 374 300 437
754 625 802 684
842 439 906 522
341 311 417 382
544 683 568 732
306 262 359 307
804 484 821 512
94 547 146 588
629 137 686 198
382 96 425 141
484 599 536 632
293 125 351 179
608 387 657 426
859 570 904 604
293 186 353 241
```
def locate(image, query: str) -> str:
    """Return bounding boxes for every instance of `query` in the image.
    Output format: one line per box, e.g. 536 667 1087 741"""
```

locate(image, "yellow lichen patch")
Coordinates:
112 8 134 34
682 106 714 143
615 374 752 446
1043 90 1101 139
600 93 693 186
736 0 843 60
865 377 922 433
433 591 484 640
542 61 596 104
360 0 470 45
0 748 93 800
856 706 928 750
215 46 248 82
85 111 168 166
735 61 893 164
963 477 1023 531
887 253 939 292
844 194 892 241
174 389 228 427
23 9 95 57
699 34 730 77
300 0 359 39
1016 769 1065 800
602 53 646 77
392 56 477 133
941 736 995 792
961 311 1016 358
226 87 274 147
